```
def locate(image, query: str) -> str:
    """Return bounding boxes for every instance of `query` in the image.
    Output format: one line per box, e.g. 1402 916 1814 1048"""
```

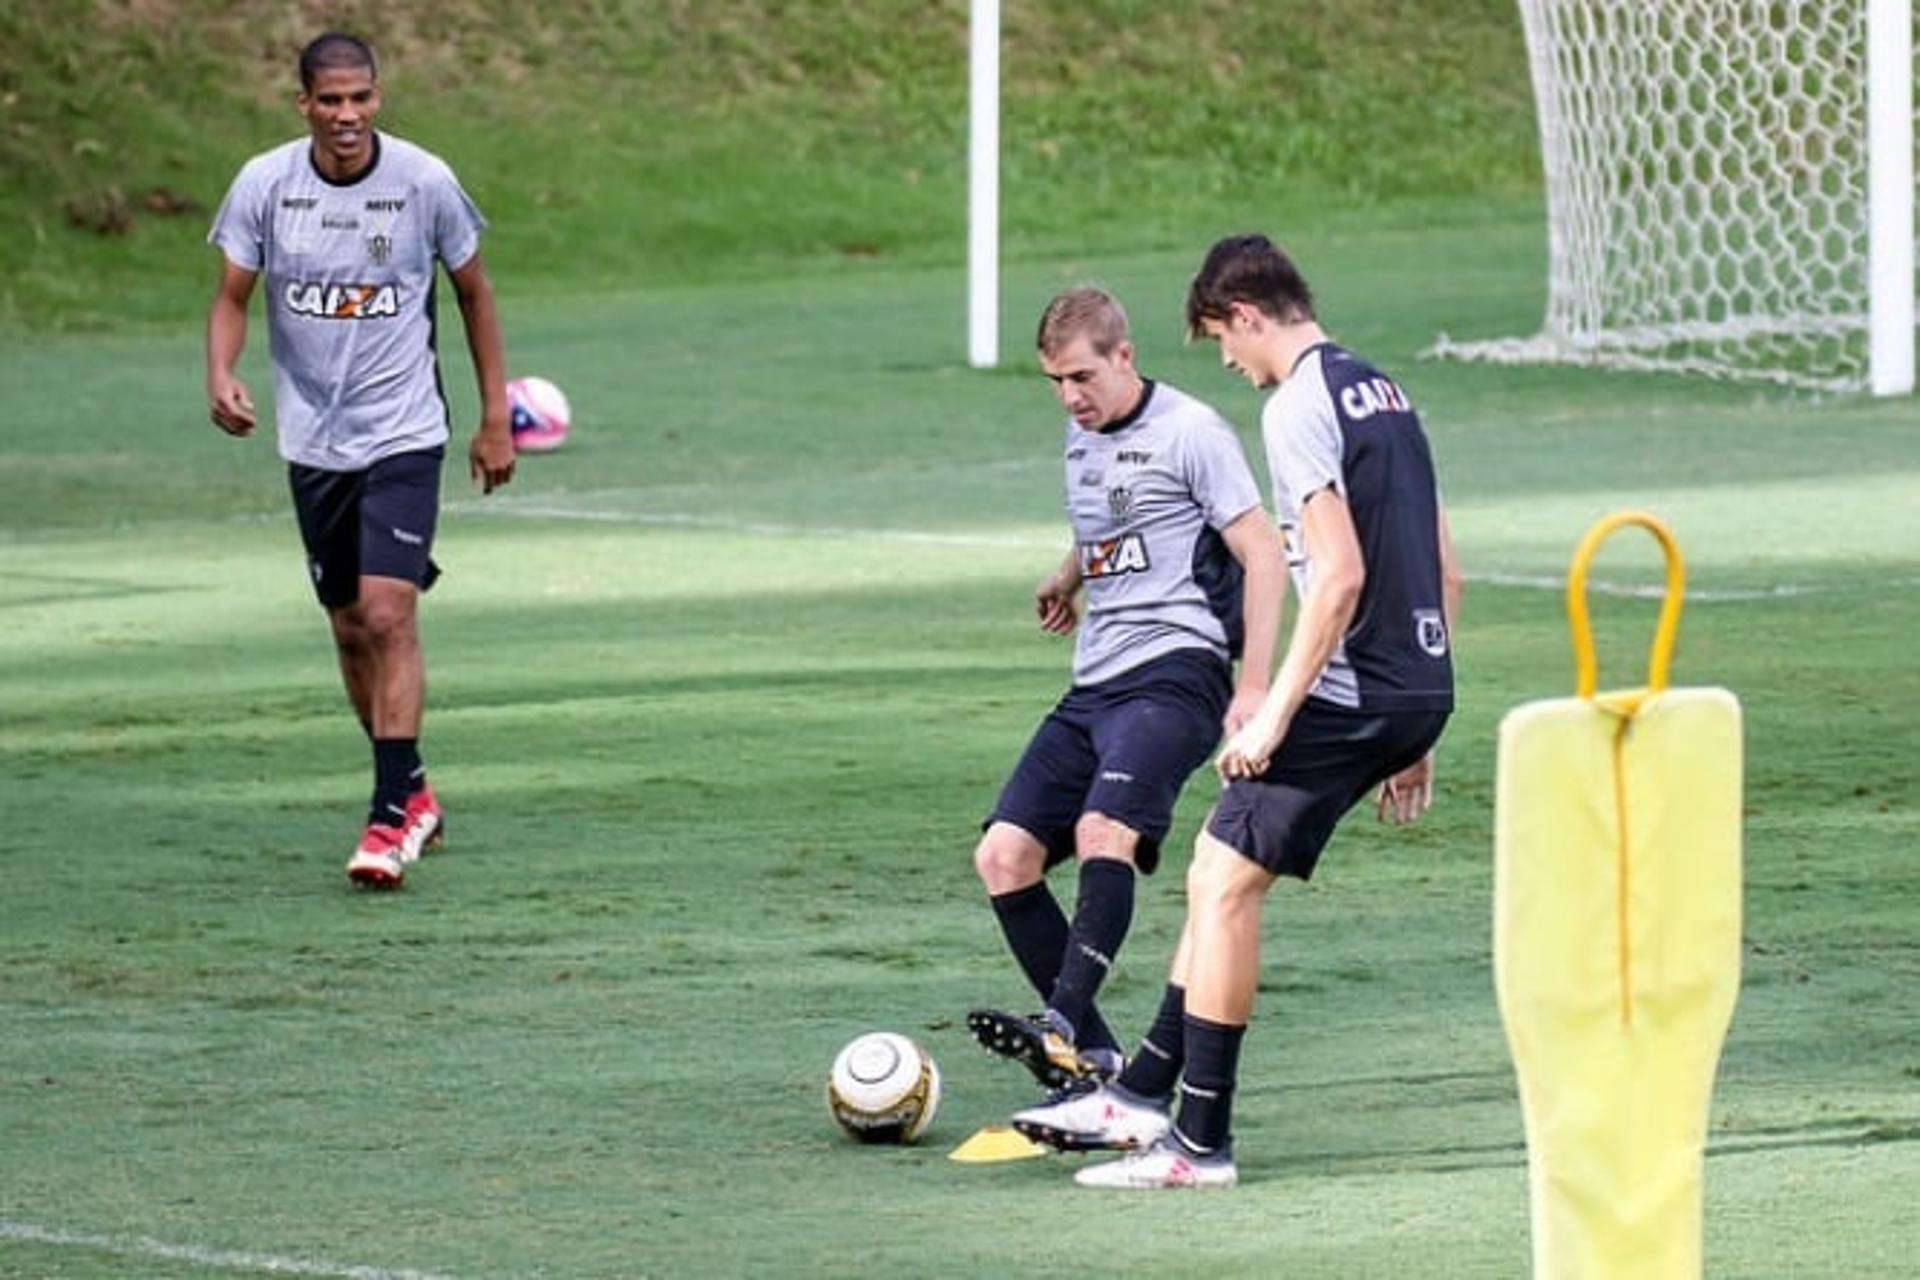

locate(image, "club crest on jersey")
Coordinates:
1339 375 1412 422
365 232 392 264
285 280 400 320
1107 485 1134 521
1080 533 1150 578
1414 608 1449 657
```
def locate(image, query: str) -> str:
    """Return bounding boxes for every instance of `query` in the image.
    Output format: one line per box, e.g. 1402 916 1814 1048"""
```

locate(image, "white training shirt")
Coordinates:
1064 380 1264 687
208 132 485 471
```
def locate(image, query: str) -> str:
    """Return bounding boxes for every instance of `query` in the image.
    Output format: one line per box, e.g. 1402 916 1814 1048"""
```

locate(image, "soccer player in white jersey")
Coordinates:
204 33 516 889
968 287 1284 1090
1016 235 1462 1188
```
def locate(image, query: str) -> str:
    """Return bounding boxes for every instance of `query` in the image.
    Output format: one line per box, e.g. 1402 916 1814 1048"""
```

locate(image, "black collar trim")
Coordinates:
1097 378 1155 434
308 131 381 187
1289 342 1335 380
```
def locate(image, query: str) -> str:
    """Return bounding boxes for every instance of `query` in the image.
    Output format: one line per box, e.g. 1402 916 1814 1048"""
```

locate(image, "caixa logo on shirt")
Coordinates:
1339 375 1411 421
1080 533 1150 578
283 280 400 320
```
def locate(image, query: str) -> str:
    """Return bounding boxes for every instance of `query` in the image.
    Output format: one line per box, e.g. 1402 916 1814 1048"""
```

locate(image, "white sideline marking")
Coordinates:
450 500 1914 601
0 1220 464 1280
448 501 1054 548
1469 570 1920 602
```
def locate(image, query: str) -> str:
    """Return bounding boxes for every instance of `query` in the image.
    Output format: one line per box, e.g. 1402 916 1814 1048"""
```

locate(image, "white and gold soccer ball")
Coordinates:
826 1031 941 1144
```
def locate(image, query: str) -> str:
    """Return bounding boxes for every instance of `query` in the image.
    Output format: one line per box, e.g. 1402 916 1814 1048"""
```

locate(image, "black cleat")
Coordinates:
967 1008 1104 1091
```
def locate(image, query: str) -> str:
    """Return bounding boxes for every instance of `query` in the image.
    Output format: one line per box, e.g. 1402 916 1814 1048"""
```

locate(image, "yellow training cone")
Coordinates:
948 1124 1049 1163
1495 511 1742 1280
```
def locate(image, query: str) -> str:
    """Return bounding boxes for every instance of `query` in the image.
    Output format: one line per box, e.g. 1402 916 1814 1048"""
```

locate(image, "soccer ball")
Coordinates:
507 375 571 453
826 1032 941 1144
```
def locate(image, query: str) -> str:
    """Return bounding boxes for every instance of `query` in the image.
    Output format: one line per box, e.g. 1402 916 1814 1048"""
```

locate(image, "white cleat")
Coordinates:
1073 1136 1238 1189
1012 1084 1172 1152
398 785 444 865
346 823 407 889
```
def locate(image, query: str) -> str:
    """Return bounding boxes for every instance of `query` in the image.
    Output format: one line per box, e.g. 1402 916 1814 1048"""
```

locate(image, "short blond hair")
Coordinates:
1036 286 1131 358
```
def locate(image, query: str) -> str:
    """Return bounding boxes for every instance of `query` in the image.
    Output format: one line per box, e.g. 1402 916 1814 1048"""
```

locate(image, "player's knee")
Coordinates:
974 827 1043 894
357 587 418 646
1186 833 1266 918
327 604 372 652
1074 812 1139 864
1184 849 1219 912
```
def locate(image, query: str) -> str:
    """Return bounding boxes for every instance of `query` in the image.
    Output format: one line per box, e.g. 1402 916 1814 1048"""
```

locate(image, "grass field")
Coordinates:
3 206 1917 1278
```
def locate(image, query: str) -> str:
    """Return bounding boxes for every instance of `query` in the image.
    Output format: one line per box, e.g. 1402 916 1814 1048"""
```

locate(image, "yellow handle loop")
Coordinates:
1566 511 1686 701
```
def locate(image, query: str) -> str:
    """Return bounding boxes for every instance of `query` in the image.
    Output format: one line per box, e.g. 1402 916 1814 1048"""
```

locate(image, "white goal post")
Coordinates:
968 0 1000 369
1429 0 1915 396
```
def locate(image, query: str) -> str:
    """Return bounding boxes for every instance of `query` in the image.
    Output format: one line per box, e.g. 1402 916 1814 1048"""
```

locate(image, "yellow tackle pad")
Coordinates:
1494 512 1743 1280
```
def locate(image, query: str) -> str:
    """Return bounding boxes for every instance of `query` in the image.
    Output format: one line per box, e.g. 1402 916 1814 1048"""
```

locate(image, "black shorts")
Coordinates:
986 648 1230 876
288 448 444 609
1205 701 1450 881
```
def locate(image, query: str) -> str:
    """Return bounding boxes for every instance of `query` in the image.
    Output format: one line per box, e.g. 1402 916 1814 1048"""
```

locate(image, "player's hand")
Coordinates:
1376 752 1435 825
1223 686 1267 736
1216 709 1288 781
208 374 257 437
469 417 516 494
1034 574 1079 635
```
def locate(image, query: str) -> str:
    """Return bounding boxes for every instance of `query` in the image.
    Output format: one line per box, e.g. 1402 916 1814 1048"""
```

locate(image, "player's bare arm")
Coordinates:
1216 484 1365 779
1034 547 1082 635
449 251 515 494
1217 505 1285 734
205 259 260 436
1376 503 1464 824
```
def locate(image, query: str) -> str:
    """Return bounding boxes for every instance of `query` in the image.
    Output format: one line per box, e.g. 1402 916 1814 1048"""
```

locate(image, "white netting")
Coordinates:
1428 1 1917 393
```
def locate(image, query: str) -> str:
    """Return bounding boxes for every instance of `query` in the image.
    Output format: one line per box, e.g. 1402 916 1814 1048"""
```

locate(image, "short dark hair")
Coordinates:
1037 286 1131 358
1185 234 1317 338
299 32 377 91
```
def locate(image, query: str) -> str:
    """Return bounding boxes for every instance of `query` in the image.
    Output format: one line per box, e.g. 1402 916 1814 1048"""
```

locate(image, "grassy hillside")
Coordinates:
0 0 1538 332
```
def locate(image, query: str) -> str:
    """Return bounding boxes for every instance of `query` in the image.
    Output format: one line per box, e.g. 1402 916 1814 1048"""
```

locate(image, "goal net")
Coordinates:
1428 0 1916 394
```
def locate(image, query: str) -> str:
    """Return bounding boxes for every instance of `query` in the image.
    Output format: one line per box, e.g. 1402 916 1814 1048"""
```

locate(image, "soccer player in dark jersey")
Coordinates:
967 287 1285 1089
204 33 516 889
1016 235 1462 1187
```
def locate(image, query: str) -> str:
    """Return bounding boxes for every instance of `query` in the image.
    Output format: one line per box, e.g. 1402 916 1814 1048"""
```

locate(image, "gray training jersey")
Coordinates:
208 133 486 471
1065 380 1264 687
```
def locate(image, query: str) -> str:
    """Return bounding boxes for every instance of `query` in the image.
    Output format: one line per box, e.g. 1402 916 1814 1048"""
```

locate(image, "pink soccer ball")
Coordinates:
507 375 571 453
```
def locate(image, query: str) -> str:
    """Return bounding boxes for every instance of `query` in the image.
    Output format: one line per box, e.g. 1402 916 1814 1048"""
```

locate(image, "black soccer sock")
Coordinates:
987 881 1119 1053
1173 1013 1246 1155
989 882 1071 999
1047 858 1136 1052
370 737 420 827
1116 982 1187 1101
